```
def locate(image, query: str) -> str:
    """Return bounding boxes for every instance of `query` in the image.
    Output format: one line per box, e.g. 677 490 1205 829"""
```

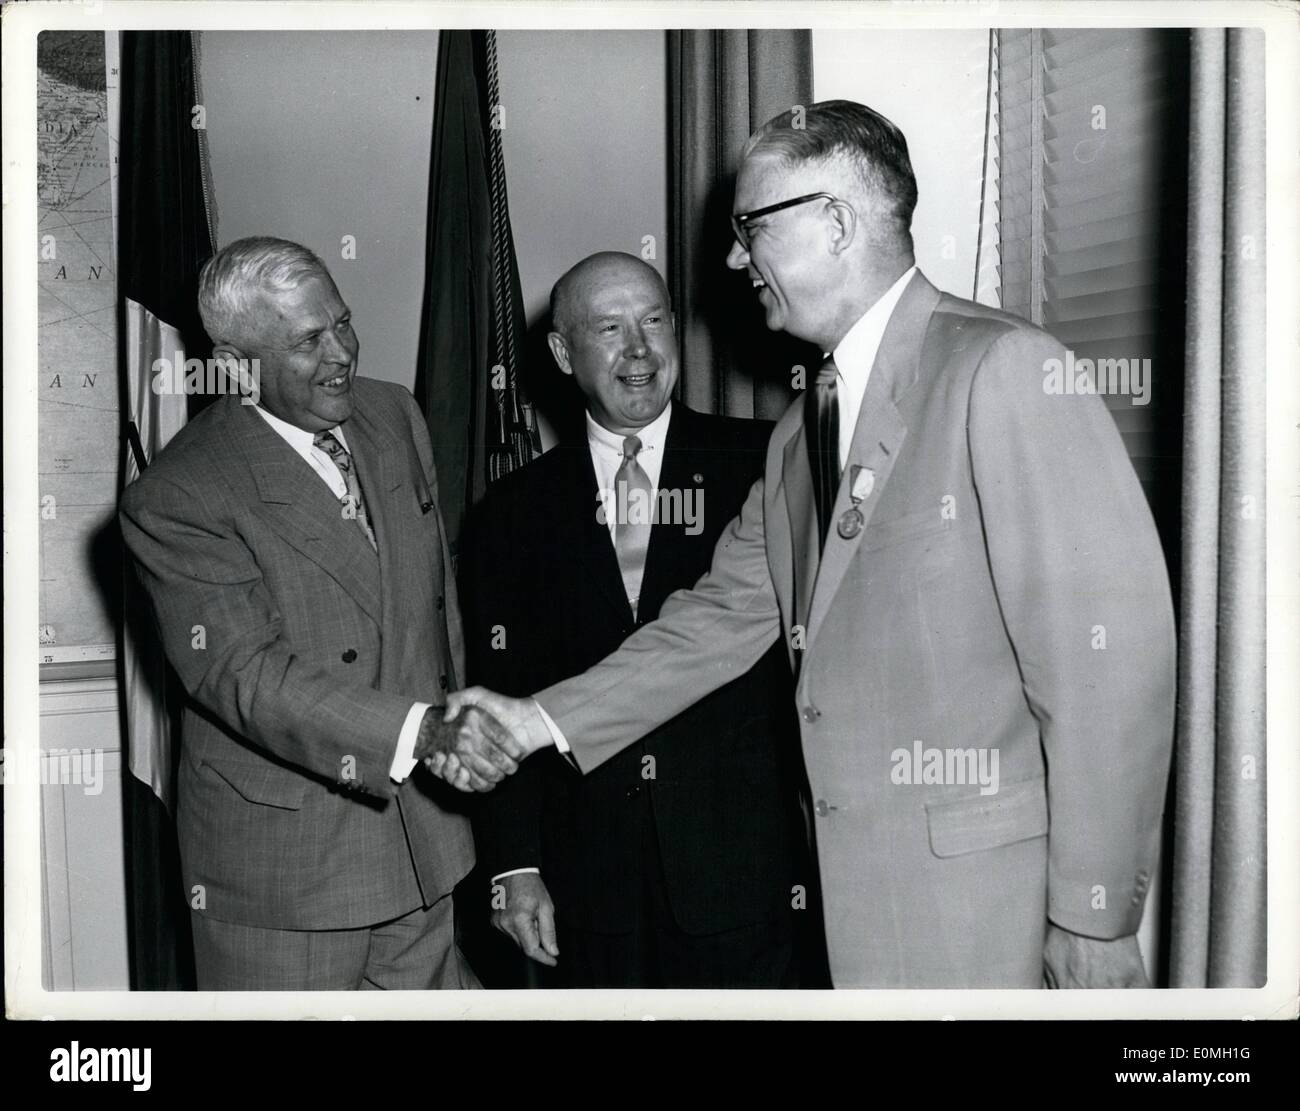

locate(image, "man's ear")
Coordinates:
547 332 573 375
211 341 248 388
827 199 859 257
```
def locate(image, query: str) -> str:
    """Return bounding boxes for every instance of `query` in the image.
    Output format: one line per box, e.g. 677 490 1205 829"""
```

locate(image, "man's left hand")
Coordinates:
1043 923 1148 988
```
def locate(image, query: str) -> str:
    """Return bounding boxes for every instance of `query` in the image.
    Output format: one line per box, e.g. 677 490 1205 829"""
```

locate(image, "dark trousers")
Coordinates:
556 797 796 989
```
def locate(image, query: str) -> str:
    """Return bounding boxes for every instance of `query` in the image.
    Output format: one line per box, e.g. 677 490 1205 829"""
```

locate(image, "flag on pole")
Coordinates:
415 30 539 552
118 29 216 810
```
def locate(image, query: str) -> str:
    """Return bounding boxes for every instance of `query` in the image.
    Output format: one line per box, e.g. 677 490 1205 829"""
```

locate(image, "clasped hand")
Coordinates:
417 689 548 792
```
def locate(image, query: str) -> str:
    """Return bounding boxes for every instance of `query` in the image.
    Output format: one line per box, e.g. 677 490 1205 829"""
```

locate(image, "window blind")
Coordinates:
996 28 1190 492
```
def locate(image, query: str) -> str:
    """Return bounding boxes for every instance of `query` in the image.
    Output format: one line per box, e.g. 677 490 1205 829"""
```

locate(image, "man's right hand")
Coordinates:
492 873 560 967
447 687 553 758
416 704 524 792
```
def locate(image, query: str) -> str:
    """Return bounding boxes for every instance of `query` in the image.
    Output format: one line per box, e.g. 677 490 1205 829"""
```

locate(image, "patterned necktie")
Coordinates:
313 430 378 552
806 357 842 548
613 434 653 615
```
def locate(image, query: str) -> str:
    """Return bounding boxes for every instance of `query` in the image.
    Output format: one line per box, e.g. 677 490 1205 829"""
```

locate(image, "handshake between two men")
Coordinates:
415 690 548 792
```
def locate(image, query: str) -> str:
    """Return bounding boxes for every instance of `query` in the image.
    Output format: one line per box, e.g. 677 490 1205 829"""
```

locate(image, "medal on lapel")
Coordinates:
837 465 875 539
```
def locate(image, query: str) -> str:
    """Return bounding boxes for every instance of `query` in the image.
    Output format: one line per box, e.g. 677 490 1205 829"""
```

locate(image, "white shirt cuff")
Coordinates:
390 701 431 782
533 698 571 754
491 867 542 884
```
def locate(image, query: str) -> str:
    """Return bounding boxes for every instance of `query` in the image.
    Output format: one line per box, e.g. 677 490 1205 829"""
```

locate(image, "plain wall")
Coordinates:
813 29 994 301
199 31 440 390
199 29 669 427
495 30 669 324
495 30 668 445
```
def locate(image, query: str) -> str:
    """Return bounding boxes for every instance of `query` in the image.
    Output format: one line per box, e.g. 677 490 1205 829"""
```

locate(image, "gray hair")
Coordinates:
197 236 331 346
743 100 918 242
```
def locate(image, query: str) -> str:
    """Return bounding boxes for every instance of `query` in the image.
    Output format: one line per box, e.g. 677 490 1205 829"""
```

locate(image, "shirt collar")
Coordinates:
585 399 673 457
831 265 917 387
254 405 349 452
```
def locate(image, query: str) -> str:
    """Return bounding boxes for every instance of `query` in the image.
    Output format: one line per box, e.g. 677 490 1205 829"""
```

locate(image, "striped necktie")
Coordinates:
613 434 653 616
313 429 378 552
805 357 841 548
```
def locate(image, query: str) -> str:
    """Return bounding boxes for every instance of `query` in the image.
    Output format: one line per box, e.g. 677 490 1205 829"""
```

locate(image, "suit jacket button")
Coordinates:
436 595 444 611
439 674 449 691
814 798 830 817
341 649 357 663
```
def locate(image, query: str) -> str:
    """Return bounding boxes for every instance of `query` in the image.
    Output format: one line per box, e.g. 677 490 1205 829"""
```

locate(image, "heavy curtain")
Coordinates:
668 29 818 420
1170 27 1267 989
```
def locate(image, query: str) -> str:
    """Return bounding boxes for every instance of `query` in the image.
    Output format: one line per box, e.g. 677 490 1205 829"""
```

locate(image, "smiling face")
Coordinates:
548 256 679 435
218 273 359 432
727 154 846 348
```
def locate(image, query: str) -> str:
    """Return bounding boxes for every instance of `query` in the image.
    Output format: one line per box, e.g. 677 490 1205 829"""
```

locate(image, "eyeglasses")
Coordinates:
730 192 839 250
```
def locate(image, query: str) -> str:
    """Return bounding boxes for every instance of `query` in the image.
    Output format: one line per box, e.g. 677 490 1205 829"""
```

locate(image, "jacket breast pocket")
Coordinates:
925 777 1048 858
861 505 952 553
200 755 307 811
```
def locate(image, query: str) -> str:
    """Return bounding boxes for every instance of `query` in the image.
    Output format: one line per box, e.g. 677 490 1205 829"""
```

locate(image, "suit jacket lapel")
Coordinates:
638 407 705 612
804 272 941 651
234 399 384 625
557 443 636 626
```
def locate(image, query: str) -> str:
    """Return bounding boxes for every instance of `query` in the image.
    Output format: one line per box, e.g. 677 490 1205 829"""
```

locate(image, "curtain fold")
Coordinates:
668 29 819 420
1170 27 1267 988
415 30 537 551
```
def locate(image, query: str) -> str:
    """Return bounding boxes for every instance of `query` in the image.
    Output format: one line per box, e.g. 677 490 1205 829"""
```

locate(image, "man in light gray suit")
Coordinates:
120 237 520 990
441 102 1176 989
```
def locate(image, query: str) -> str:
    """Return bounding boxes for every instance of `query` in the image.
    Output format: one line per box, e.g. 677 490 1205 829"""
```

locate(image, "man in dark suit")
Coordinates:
119 236 518 990
459 252 815 988
444 103 1176 989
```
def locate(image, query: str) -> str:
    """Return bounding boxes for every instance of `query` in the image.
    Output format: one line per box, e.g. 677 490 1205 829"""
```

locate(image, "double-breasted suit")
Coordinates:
120 378 474 943
534 272 1176 987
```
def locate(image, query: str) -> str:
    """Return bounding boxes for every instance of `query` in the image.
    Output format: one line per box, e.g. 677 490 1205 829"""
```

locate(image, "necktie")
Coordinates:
313 430 378 552
613 434 653 615
805 357 841 548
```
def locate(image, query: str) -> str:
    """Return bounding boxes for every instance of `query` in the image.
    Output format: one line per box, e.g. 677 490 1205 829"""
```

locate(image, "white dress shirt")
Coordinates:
829 265 917 468
587 400 673 549
253 406 427 783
